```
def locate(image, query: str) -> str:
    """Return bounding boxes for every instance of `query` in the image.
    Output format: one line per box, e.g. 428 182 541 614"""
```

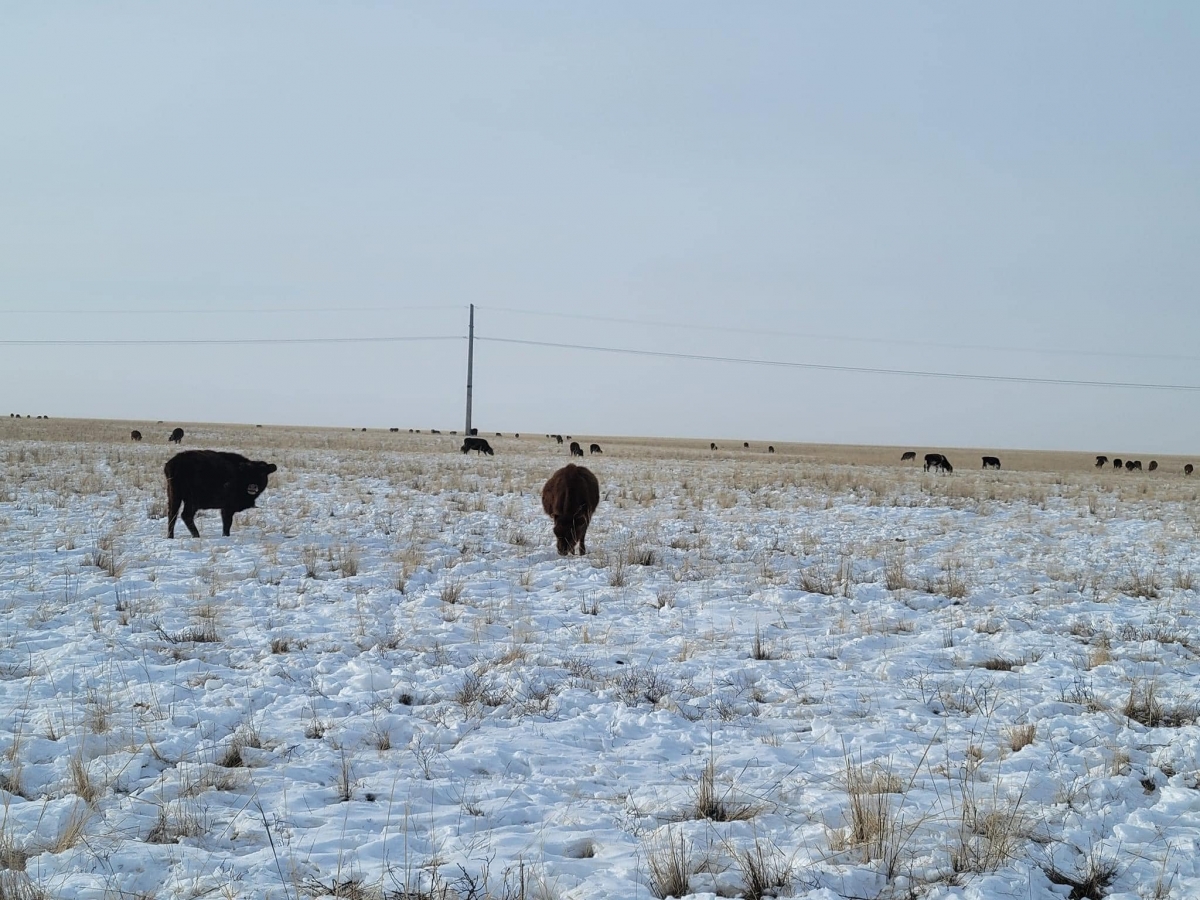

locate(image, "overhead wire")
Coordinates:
480 305 1200 365
475 336 1200 393
0 336 464 346
0 304 457 315
2 304 1195 392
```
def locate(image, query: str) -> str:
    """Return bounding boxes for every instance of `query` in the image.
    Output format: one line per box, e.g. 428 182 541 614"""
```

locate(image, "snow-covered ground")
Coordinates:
2 424 1199 899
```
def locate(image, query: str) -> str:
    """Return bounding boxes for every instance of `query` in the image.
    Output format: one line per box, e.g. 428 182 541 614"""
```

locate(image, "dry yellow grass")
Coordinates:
3 415 1194 474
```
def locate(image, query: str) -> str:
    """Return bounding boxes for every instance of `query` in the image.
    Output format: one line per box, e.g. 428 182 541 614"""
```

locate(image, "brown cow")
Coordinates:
1186 464 1194 475
541 464 600 556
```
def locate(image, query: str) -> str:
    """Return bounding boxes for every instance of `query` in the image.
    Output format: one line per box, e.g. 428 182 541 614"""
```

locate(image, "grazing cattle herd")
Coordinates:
3 416 1196 554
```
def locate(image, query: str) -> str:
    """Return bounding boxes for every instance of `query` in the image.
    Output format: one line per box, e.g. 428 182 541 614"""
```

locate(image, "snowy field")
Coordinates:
2 420 1200 900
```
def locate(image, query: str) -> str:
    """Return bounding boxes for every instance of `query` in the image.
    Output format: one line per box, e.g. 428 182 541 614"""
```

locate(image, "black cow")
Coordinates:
469 428 478 436
1186 464 1194 475
430 429 441 434
768 446 775 454
389 427 399 432
555 435 564 445
744 442 750 449
164 450 277 538
710 443 718 451
1113 458 1123 469
130 430 142 442
541 464 600 556
1125 460 1139 471
982 456 1001 470
169 427 185 444
924 453 953 473
1148 460 1158 472
901 451 916 462
589 443 603 454
1095 456 1108 468
1132 460 1143 471
461 437 494 455
569 441 584 457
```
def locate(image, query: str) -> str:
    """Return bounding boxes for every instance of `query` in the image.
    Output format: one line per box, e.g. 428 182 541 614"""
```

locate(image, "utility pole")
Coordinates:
464 303 475 436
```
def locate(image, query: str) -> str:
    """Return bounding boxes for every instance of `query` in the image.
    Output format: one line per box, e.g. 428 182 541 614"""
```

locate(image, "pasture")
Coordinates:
1 418 1199 899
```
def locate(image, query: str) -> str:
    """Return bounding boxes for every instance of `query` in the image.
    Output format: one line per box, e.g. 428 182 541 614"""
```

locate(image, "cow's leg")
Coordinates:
181 501 200 538
221 508 235 536
167 489 182 539
575 512 590 555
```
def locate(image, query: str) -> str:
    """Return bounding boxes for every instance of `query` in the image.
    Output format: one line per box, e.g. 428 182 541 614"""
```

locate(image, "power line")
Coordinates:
475 336 1200 392
0 335 464 346
480 305 1199 365
0 304 458 315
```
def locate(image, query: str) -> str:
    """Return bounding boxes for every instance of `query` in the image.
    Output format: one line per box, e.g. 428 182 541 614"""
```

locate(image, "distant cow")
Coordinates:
469 428 478 436
982 456 1001 470
1095 456 1108 468
1148 461 1158 472
164 450 277 538
1132 460 1143 471
743 442 749 449
130 430 142 442
768 446 775 454
555 434 564 445
169 428 185 444
710 443 718 451
1125 460 1141 471
1113 458 1123 469
390 427 399 432
569 441 584 457
1186 464 1194 475
924 453 953 474
461 437 494 455
590 443 603 454
431 429 441 434
541 464 600 556
901 451 916 462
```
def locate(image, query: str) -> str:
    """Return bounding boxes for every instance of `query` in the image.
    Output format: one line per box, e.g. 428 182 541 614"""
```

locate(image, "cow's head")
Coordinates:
553 518 572 555
242 460 278 498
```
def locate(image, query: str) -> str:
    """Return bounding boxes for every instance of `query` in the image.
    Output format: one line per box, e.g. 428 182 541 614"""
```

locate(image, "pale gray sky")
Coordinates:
2 3 1198 453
